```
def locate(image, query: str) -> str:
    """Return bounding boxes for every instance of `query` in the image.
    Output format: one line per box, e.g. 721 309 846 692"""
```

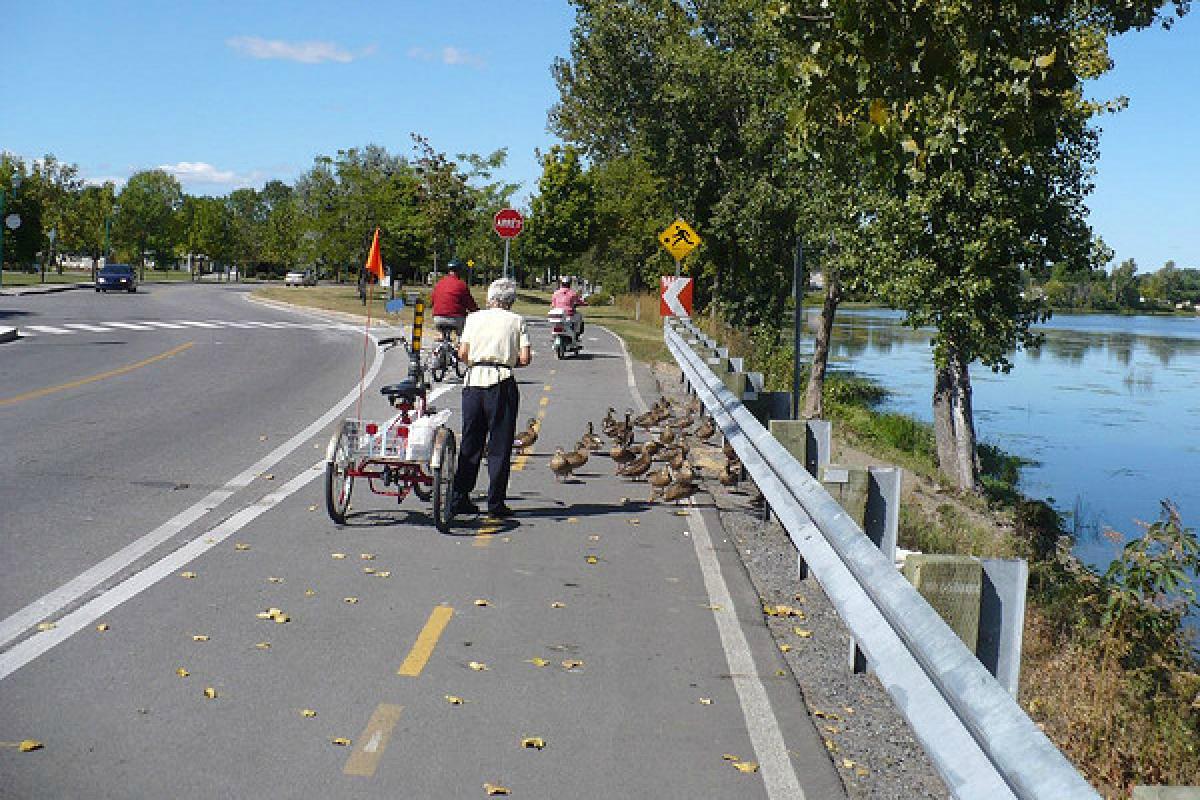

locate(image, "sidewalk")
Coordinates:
0 281 94 297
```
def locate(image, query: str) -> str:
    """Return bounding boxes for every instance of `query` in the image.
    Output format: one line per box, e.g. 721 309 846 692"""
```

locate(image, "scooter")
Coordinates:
547 308 583 359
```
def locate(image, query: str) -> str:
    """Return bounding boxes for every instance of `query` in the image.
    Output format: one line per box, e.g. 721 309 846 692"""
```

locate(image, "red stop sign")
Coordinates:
493 208 524 239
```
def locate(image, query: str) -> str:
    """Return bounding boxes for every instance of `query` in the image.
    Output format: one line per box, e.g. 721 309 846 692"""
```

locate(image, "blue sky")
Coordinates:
2 2 1196 271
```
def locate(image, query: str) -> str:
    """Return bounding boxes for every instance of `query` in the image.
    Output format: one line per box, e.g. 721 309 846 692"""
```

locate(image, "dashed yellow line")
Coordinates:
397 606 454 677
473 521 500 548
0 342 194 407
512 453 530 472
543 384 553 391
343 703 404 777
538 396 549 407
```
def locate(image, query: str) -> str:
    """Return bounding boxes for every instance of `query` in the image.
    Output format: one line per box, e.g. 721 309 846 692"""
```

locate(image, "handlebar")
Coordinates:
376 336 408 352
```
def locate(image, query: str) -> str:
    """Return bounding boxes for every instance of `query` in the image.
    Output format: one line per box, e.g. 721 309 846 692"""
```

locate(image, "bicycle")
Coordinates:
429 323 468 383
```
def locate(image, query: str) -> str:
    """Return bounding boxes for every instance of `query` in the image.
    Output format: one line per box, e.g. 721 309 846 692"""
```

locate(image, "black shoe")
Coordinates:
450 496 481 516
486 504 515 519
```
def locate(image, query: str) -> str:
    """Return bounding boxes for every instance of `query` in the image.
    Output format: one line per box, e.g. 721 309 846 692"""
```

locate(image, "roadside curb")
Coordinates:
245 292 400 328
0 326 17 343
0 283 93 296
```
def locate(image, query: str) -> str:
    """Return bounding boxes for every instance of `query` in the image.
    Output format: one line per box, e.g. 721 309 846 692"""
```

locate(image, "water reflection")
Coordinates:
811 308 1200 581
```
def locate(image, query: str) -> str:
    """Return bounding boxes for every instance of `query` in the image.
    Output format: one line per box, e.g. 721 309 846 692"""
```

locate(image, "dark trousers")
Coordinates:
453 377 520 511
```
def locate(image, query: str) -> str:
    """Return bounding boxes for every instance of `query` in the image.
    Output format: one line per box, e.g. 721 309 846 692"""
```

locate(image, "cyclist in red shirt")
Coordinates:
431 260 479 336
550 276 586 336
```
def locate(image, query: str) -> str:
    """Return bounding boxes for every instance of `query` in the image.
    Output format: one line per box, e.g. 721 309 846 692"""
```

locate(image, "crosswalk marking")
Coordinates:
17 319 366 338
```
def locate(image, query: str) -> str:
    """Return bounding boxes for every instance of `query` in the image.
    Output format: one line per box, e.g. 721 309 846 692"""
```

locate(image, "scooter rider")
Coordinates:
550 276 586 337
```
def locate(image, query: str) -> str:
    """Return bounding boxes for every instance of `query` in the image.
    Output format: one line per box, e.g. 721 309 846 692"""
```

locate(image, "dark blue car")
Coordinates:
96 264 138 293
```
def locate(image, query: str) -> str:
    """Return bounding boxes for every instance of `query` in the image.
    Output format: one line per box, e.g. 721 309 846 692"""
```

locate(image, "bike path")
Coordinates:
0 318 843 799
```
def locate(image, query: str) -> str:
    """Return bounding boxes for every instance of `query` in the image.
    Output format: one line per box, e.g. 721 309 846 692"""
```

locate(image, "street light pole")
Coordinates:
0 175 23 291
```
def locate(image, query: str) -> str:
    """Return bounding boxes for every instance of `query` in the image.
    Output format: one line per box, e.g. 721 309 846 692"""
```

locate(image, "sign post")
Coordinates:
493 208 524 279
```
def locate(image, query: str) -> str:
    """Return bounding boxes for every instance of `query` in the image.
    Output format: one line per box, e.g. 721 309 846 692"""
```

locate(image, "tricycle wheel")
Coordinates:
325 431 354 524
453 354 467 379
431 429 457 533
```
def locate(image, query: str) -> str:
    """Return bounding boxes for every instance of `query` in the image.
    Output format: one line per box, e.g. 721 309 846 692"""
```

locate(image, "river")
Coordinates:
812 308 1200 573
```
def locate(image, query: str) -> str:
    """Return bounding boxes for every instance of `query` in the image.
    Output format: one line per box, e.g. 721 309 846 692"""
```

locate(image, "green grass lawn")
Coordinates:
1 268 195 287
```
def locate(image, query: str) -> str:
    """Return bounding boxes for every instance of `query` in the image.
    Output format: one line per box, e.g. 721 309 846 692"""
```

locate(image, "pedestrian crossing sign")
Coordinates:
659 219 701 261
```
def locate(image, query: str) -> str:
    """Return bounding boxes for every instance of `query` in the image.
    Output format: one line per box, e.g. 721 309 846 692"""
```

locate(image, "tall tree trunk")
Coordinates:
802 270 841 419
932 346 982 492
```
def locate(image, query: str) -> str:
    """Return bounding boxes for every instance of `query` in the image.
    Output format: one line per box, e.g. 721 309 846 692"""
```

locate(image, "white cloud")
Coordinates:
441 46 485 68
226 36 358 64
157 161 239 184
407 45 485 68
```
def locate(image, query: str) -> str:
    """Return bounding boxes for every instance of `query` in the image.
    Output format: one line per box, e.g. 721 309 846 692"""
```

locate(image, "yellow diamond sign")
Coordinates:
659 219 701 261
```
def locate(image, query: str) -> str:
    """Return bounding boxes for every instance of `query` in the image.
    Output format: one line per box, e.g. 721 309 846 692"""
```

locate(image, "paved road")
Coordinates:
0 285 843 799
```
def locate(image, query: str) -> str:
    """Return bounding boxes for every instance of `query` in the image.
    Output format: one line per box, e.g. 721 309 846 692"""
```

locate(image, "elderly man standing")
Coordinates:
450 278 531 519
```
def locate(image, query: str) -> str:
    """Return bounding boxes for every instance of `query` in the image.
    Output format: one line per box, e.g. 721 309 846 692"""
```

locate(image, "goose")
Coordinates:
674 462 696 485
513 419 540 453
694 416 716 441
658 426 676 446
581 422 604 452
661 481 699 504
564 442 589 471
549 448 574 482
618 452 652 479
601 408 617 435
722 439 737 462
647 466 673 490
719 463 740 487
610 439 637 464
668 444 690 471
639 440 661 459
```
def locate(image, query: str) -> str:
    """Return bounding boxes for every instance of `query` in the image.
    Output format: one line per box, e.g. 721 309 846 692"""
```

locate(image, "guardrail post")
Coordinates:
979 558 1028 697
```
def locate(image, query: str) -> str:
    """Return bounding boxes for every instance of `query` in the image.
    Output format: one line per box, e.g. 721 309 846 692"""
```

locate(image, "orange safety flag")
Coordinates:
364 228 384 281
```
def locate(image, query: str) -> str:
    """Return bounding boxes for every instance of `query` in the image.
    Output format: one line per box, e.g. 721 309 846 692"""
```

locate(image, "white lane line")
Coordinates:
139 321 188 329
172 320 221 328
0 380 459 676
104 322 154 331
63 323 115 333
607 325 649 414
24 325 73 335
0 337 388 651
0 463 323 682
618 328 804 800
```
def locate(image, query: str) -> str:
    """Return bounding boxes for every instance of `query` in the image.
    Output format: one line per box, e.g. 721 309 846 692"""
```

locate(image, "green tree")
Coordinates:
1112 259 1140 309
584 150 671 293
115 170 183 278
412 135 471 274
523 145 595 282
261 180 298 272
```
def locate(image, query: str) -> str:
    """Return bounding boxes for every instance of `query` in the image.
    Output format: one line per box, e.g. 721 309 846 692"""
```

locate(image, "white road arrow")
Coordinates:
663 277 691 317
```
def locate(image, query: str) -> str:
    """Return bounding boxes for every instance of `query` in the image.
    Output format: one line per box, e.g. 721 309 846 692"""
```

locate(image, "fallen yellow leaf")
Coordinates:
733 761 759 773
203 687 217 699
331 737 351 746
180 571 197 579
705 604 723 611
263 474 275 481
344 597 359 604
360 553 375 561
699 698 713 705
363 567 376 575
824 738 839 753
468 661 489 671
483 784 511 796
549 602 565 609
673 510 690 516
331 553 347 560
307 505 317 512
521 737 546 750
526 658 549 667
794 629 813 638
561 659 583 671
585 556 598 564
722 754 740 761
37 622 56 632
473 599 489 607
628 519 640 526
267 576 283 583
192 635 210 642
588 535 600 541
763 604 801 617
375 571 391 578
259 435 268 442
775 670 786 677
780 644 792 653
234 543 251 551
856 767 870 777
176 667 190 678
96 623 109 632
445 695 465 705
273 613 290 624
18 740 43 752
301 709 317 718
305 588 316 596
255 642 271 650
826 725 841 734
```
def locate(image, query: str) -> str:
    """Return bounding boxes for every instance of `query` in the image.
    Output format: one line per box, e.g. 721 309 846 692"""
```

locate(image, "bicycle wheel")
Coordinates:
431 428 457 533
430 344 448 383
325 430 354 524
452 351 467 379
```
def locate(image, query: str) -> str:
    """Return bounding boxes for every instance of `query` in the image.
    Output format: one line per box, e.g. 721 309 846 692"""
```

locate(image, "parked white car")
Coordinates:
285 269 317 287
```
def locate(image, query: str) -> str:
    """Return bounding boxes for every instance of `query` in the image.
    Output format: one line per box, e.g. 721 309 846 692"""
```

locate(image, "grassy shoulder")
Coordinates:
1 268 194 286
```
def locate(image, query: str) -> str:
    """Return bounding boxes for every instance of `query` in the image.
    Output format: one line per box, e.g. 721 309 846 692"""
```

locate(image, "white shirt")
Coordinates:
460 308 530 388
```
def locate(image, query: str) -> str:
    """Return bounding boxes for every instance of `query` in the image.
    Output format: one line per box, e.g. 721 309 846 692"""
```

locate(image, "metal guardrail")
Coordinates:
664 317 1099 800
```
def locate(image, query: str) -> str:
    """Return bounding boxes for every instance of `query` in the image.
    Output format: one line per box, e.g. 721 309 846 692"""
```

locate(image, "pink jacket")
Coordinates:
551 287 585 311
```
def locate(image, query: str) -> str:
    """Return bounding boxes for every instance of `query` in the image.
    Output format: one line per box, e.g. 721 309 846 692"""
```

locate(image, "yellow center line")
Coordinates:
473 522 500 548
397 605 454 677
539 396 549 407
511 454 529 472
342 703 404 777
0 341 194 407
543 384 553 391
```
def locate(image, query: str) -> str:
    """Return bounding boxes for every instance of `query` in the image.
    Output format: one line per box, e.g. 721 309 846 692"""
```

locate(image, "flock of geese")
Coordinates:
520 394 744 504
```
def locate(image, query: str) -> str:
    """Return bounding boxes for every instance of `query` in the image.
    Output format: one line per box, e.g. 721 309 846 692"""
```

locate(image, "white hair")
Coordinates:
487 278 518 308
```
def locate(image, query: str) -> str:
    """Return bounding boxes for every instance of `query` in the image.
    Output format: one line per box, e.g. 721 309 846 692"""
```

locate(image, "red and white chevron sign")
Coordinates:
660 276 693 317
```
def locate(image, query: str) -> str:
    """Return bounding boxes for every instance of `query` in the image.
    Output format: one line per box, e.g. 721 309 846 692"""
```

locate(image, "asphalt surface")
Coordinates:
0 285 845 799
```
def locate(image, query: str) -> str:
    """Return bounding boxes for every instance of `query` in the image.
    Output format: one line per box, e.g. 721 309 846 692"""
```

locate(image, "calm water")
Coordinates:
813 309 1200 572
